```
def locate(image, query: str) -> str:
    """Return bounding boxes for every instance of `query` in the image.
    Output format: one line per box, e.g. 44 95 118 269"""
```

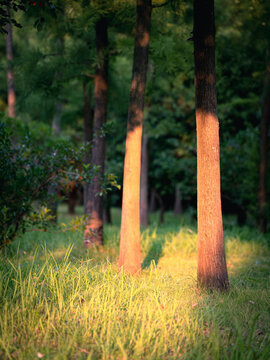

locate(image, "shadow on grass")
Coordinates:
142 237 166 269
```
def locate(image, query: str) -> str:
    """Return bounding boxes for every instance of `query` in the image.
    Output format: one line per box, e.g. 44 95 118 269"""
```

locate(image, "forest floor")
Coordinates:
0 207 270 359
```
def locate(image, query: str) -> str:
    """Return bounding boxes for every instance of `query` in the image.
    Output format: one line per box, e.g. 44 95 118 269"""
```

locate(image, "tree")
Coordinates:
119 0 152 274
194 0 229 290
84 17 108 247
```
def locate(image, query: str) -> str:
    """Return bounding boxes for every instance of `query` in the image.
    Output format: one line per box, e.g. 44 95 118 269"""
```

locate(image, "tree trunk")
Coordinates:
6 7 16 118
156 192 164 224
103 194 112 224
140 133 149 227
173 184 182 215
83 81 93 216
84 18 108 247
68 186 77 215
149 188 157 212
119 0 152 274
258 54 270 233
194 0 229 290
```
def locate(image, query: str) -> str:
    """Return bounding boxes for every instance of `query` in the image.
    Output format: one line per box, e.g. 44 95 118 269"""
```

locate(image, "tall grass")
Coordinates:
0 208 269 359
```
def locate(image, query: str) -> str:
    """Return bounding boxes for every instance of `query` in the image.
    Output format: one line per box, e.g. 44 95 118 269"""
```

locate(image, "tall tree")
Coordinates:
194 0 229 290
258 49 270 233
84 17 108 247
6 6 16 118
119 0 152 274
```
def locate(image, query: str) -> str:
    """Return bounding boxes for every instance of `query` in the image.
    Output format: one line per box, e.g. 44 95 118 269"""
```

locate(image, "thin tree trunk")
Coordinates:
83 81 93 216
140 133 149 227
103 194 112 224
6 7 16 118
119 0 152 274
68 185 77 215
194 0 229 290
156 192 164 224
173 184 182 215
84 18 108 247
258 53 270 233
149 188 157 212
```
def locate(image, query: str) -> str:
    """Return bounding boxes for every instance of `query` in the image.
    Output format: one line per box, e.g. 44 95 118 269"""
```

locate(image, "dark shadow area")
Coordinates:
142 237 166 269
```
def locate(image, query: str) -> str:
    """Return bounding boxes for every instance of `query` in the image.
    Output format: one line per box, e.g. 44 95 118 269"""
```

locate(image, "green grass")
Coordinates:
0 207 270 359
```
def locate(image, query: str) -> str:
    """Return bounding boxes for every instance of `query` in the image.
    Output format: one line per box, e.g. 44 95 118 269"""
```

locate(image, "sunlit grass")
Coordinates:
0 207 270 359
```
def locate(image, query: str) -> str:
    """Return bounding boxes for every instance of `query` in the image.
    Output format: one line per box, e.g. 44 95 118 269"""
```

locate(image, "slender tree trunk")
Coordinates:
258 54 270 233
68 185 77 215
119 0 152 274
173 184 183 215
194 0 229 290
103 194 112 224
149 188 157 212
140 133 149 227
6 7 16 118
84 18 108 247
156 192 164 224
83 81 93 216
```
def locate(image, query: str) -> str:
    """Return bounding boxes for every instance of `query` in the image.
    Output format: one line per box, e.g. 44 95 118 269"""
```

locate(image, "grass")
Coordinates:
0 206 270 359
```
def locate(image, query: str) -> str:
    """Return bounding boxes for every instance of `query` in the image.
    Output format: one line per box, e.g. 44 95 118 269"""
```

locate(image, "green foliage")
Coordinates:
0 118 119 247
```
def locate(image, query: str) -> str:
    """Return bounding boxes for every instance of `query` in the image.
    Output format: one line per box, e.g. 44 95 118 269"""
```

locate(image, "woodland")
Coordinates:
0 0 270 359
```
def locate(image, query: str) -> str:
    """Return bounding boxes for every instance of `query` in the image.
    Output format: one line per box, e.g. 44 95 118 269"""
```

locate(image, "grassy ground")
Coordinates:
0 206 270 359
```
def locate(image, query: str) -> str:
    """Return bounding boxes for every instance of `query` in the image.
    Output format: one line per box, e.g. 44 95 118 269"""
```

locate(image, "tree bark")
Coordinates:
140 133 149 227
149 188 157 212
194 0 229 290
84 18 108 247
103 194 112 224
156 192 164 224
6 7 16 118
68 185 77 215
83 80 93 216
119 0 152 274
258 54 270 233
173 184 182 215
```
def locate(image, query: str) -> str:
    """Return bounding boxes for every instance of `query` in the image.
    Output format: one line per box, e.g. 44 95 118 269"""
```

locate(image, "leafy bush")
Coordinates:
0 118 118 248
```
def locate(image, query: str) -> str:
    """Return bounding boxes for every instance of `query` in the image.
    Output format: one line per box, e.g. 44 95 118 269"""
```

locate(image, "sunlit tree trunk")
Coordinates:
140 133 149 227
6 7 16 118
84 18 108 247
119 0 152 274
258 52 270 233
83 80 93 216
194 0 229 290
